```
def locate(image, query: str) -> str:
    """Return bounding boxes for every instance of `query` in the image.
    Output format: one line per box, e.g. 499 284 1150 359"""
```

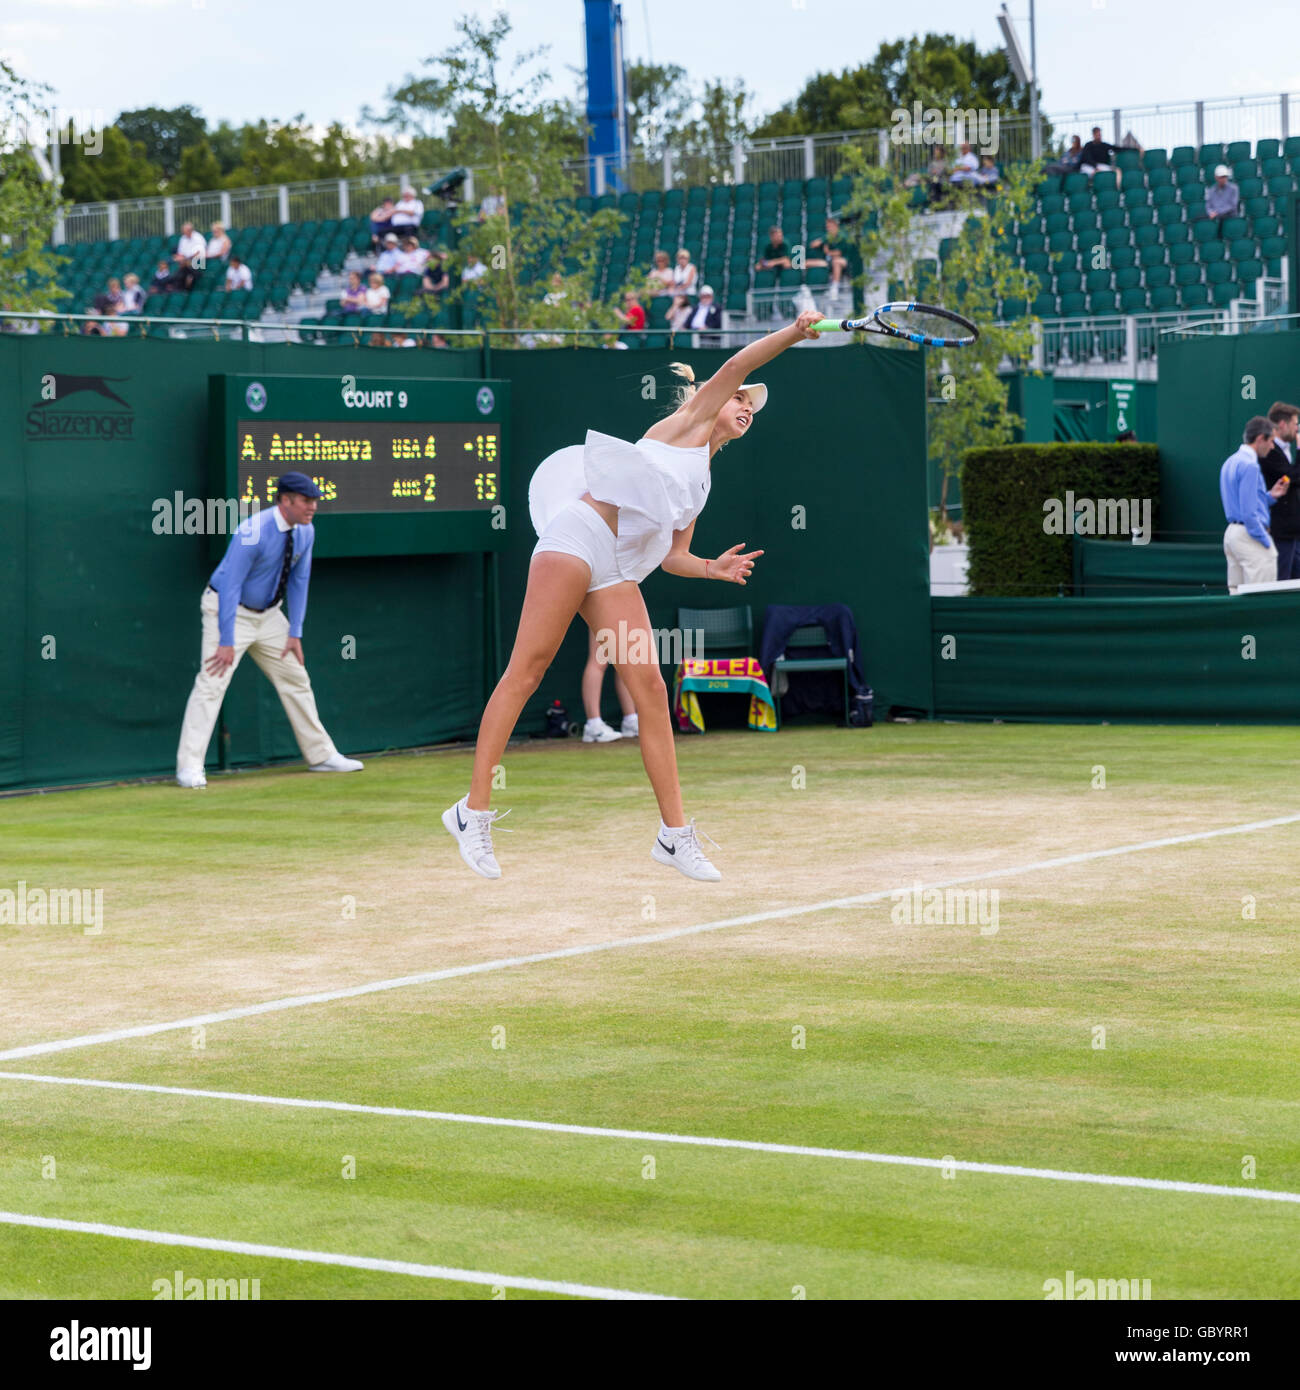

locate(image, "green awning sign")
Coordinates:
1108 379 1137 438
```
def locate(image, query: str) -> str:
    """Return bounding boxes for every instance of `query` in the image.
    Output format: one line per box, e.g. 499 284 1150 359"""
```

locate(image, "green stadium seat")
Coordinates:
1059 290 1086 315
1211 280 1239 307
1156 201 1185 227
1192 218 1220 244
1121 185 1148 209
1197 238 1227 262
1100 206 1126 231
1071 210 1099 232
1066 190 1092 214
1180 284 1210 308
1261 234 1288 260
1040 194 1065 217
1163 221 1191 245
1115 265 1142 290
1044 211 1070 236
1267 174 1295 198
1085 267 1114 292
1031 292 1058 317
1265 256 1284 277
1024 250 1050 273
1220 216 1248 241
999 297 1026 319
1197 143 1224 168
1045 230 1073 255
1256 138 1280 161
1115 148 1141 173
1232 160 1258 184
1110 245 1136 269
1063 172 1089 195
1088 290 1119 314
1149 285 1177 310
1227 236 1257 262
1236 258 1263 286
1151 185 1177 209
1169 242 1196 267
1092 171 1118 193
1143 264 1173 288
1206 260 1234 285
1174 261 1202 286
1175 163 1203 188
1250 214 1279 238
1227 140 1253 165
1121 287 1149 312
1053 248 1080 272
1258 159 1285 182
1055 269 1083 295
1129 205 1156 229
1169 145 1194 167
1076 227 1103 255
1104 226 1131 249
1020 231 1046 253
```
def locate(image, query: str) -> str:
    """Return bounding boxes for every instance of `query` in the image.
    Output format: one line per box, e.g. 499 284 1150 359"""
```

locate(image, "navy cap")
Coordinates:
276 471 322 499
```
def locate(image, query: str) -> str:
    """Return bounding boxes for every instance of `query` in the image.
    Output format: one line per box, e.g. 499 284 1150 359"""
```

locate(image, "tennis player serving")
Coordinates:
444 308 824 881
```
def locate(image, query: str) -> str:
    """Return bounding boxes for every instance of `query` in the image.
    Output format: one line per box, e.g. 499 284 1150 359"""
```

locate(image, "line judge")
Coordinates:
176 470 363 787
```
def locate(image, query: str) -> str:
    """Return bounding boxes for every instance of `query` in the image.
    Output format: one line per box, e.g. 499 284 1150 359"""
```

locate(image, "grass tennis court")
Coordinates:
2 723 1298 1299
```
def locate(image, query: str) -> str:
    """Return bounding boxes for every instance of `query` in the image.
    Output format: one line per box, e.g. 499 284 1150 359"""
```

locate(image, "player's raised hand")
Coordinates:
792 309 823 340
711 542 764 584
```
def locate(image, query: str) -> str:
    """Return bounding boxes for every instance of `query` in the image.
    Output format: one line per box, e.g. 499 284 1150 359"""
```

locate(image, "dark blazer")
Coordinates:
689 303 722 331
1260 440 1300 539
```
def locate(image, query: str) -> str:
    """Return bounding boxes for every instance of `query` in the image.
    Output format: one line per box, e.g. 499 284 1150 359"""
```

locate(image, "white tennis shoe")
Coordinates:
620 713 639 738
583 717 623 743
651 819 721 881
443 795 510 879
176 768 207 789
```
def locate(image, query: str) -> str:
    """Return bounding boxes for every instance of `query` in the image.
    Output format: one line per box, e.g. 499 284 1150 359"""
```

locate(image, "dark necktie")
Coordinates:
272 528 294 606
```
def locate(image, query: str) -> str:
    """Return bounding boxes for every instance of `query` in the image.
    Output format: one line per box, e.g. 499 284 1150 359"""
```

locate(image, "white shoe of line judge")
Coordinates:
310 753 365 772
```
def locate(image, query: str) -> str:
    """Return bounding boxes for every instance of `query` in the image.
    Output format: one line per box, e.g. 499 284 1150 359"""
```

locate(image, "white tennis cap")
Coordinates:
699 284 715 296
739 382 768 412
1214 164 1231 177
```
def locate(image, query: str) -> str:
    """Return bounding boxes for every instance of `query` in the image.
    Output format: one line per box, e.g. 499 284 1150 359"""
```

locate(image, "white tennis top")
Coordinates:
528 430 712 583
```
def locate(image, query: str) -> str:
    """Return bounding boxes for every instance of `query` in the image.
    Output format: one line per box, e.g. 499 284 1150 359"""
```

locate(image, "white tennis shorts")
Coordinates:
532 498 625 591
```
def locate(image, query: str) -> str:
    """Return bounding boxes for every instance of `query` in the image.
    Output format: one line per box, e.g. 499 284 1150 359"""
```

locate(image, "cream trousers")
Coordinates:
176 588 336 772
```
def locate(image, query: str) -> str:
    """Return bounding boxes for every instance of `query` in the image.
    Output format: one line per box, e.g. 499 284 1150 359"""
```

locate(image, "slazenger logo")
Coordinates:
25 373 135 441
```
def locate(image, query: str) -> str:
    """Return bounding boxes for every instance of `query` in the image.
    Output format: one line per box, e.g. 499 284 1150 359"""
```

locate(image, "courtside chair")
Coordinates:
772 625 851 730
676 606 753 660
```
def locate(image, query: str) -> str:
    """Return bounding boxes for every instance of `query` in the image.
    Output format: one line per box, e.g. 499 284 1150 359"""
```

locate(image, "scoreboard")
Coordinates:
208 373 510 557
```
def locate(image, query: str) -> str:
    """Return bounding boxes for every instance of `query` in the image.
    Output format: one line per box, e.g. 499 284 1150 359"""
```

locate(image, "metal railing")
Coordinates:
53 89 1300 246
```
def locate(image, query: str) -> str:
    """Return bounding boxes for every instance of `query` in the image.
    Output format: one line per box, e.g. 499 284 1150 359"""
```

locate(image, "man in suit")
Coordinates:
687 284 723 346
1262 402 1300 580
176 471 363 787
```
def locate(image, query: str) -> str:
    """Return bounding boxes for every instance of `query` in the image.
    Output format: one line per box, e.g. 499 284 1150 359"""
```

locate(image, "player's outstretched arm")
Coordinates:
684 310 822 427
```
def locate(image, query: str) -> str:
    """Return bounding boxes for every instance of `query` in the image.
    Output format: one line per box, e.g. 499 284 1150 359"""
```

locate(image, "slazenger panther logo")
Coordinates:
25 373 135 441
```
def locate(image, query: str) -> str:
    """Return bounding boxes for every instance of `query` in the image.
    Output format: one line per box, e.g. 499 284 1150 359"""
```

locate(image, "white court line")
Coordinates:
3 1070 1298 1206
0 1210 675 1300
4 810 1299 1065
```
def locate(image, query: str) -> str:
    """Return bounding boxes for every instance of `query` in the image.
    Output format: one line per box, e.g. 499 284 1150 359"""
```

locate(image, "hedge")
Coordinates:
963 442 1160 597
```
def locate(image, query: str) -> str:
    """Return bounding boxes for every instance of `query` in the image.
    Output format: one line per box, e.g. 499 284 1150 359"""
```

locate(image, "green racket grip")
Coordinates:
811 319 846 333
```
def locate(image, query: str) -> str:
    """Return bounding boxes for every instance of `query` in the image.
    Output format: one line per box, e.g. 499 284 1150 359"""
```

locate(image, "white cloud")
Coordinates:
0 22 64 39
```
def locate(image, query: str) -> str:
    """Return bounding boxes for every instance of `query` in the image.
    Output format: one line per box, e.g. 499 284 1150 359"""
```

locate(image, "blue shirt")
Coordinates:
1219 444 1275 548
208 504 314 645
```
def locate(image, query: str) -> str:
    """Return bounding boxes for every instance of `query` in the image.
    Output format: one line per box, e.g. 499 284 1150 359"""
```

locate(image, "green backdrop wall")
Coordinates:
0 335 931 789
1157 330 1300 544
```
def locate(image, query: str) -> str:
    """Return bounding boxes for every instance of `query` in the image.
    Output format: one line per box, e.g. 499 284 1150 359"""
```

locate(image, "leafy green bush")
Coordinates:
964 443 1160 597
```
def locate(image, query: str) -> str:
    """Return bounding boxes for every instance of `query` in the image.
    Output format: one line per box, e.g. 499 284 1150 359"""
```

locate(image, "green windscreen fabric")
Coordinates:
1073 540 1226 596
1 335 932 789
932 592 1300 722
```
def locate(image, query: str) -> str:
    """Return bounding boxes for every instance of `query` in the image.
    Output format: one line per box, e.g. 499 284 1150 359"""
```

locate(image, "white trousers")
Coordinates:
1223 523 1276 594
176 588 336 772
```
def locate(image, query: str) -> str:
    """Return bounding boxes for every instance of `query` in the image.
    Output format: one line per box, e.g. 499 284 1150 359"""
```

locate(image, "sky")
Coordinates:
5 0 1300 138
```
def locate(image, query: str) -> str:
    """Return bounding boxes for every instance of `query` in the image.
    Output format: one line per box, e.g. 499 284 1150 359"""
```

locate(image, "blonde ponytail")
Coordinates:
667 361 697 412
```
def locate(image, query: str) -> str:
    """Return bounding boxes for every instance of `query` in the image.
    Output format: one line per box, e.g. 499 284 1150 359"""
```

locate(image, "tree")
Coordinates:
116 105 207 182
754 33 1034 139
835 151 1041 527
58 126 162 203
625 63 753 185
0 60 70 317
375 13 625 338
171 139 224 194
625 61 692 157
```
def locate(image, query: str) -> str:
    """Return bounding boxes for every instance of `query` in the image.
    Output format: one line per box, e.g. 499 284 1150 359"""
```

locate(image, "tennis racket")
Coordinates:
814 301 979 348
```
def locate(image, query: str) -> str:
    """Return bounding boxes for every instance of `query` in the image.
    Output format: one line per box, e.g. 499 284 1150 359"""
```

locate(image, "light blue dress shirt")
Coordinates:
207 504 314 645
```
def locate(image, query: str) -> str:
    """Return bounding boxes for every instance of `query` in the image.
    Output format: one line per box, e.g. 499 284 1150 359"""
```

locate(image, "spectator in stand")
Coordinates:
422 254 450 299
149 259 173 295
375 233 402 274
1220 415 1288 593
462 252 487 284
666 294 693 332
647 249 674 296
340 272 367 312
1047 135 1083 176
756 225 792 274
364 271 391 315
926 144 950 201
92 277 124 314
1262 402 1300 580
369 197 396 248
808 217 851 294
172 221 206 290
224 256 253 292
391 187 424 232
975 155 1001 191
395 235 430 276
1205 165 1240 225
613 290 646 333
207 221 232 265
948 142 981 186
82 308 103 336
478 186 506 221
687 284 722 337
120 273 145 313
1079 127 1117 176
100 303 128 337
672 248 698 294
